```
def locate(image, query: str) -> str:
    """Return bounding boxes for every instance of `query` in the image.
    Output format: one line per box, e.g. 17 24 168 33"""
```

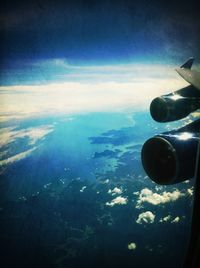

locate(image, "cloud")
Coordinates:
108 187 122 196
159 215 171 223
106 196 128 207
0 63 187 122
0 125 54 168
0 127 15 146
0 125 54 147
159 215 181 224
136 211 155 224
187 188 194 196
80 186 87 192
25 126 54 145
0 147 37 166
171 217 180 223
136 188 184 208
128 243 137 250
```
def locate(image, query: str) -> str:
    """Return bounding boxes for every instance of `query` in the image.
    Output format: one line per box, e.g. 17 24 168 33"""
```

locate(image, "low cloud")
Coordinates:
0 147 37 166
106 196 128 207
187 188 194 196
136 188 184 208
159 215 181 224
0 63 187 122
80 186 87 192
159 215 171 223
0 125 54 147
171 217 180 223
128 242 137 250
0 125 54 168
108 187 122 196
136 211 155 224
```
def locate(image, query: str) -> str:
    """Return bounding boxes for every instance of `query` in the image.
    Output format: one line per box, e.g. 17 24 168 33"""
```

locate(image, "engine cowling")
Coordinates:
141 120 200 184
150 85 200 122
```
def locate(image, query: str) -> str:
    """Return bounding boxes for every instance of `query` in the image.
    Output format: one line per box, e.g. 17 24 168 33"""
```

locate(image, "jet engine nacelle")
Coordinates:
141 120 200 184
150 85 200 122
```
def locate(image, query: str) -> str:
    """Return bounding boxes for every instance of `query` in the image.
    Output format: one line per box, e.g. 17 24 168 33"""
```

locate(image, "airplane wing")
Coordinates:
176 58 200 267
141 58 200 267
183 137 200 268
176 58 200 91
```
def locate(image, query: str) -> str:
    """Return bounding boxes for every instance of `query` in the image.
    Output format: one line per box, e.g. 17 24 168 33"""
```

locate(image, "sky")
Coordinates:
1 0 199 67
0 0 199 119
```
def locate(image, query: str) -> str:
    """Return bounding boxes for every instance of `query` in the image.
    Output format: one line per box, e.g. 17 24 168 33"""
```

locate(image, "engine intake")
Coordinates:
141 120 200 184
150 85 200 122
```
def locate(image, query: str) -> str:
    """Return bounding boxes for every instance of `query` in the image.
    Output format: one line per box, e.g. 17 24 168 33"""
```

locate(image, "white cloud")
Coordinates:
103 179 110 184
155 186 164 191
80 186 87 192
128 242 137 250
187 188 194 196
0 63 187 121
26 126 54 145
136 211 155 224
108 187 122 196
171 217 180 223
159 215 181 224
0 147 37 166
136 188 184 208
0 126 47 167
159 215 171 223
106 196 128 207
0 127 15 146
0 125 54 147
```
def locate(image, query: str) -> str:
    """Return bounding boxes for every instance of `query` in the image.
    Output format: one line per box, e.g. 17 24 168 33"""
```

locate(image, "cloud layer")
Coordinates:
0 125 54 147
0 63 187 122
0 125 54 167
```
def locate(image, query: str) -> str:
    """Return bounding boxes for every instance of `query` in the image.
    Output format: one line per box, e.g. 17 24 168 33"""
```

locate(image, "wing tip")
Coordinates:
180 57 194 69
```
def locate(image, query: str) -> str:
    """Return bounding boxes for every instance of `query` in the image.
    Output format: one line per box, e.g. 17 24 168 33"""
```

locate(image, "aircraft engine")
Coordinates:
141 120 200 184
150 85 200 122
